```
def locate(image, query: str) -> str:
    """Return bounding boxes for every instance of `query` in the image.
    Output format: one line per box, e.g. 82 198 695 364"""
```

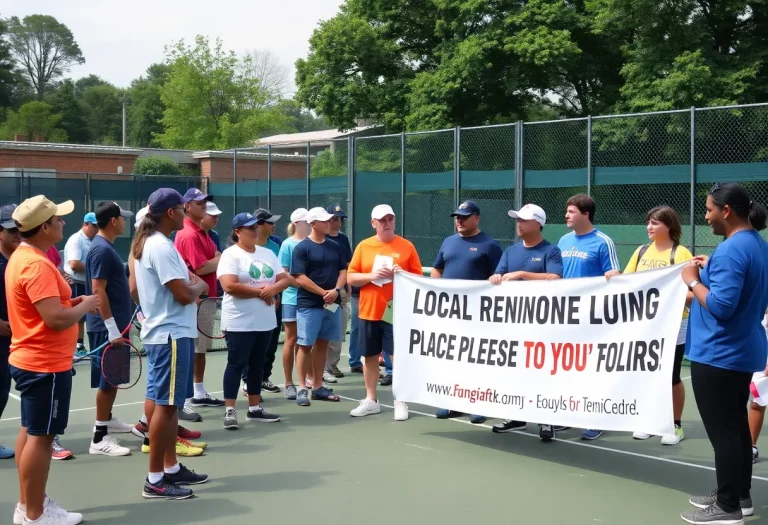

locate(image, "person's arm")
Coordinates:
219 275 269 300
490 247 509 285
0 319 10 337
128 254 140 305
295 274 328 296
600 236 621 278
156 245 207 305
92 278 124 345
69 260 85 273
179 236 219 277
504 271 561 281
683 253 745 321
27 263 99 330
346 245 393 287
431 245 446 279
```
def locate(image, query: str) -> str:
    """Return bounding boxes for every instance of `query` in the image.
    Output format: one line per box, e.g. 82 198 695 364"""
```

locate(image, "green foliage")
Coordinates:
126 63 169 147
0 100 67 142
45 79 88 143
132 155 183 175
0 18 21 108
80 83 123 144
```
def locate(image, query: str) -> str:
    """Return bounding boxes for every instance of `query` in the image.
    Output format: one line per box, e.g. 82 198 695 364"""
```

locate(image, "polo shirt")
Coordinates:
174 217 218 298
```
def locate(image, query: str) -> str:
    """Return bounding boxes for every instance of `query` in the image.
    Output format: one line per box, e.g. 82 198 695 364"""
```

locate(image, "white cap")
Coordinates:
508 203 547 226
371 204 395 220
290 207 308 223
135 206 148 228
205 202 222 216
305 206 334 223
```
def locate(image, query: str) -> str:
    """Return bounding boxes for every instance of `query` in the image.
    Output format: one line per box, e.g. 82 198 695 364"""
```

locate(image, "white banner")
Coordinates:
392 265 689 436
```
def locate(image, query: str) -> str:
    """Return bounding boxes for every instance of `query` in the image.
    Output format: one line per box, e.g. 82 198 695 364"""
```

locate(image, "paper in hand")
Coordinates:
371 254 394 287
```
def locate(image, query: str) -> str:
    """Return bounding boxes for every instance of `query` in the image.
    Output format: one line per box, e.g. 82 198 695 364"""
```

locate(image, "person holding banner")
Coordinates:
557 194 620 441
748 309 768 464
488 203 563 438
680 182 768 525
623 206 693 446
348 204 422 421
432 200 502 424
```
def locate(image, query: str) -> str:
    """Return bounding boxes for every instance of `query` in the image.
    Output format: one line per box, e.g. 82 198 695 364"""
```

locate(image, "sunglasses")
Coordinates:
710 183 722 194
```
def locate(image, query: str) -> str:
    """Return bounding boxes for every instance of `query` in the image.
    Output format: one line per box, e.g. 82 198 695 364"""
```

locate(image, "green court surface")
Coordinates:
2 346 768 525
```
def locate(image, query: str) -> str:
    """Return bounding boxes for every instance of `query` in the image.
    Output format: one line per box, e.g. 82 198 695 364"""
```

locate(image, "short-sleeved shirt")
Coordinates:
261 239 280 258
46 246 61 268
434 231 503 280
326 232 353 264
85 235 132 333
291 237 346 309
0 252 10 354
63 230 92 283
277 237 301 306
494 240 563 276
209 230 221 252
6 244 79 373
558 229 620 279
217 244 281 332
348 235 422 321
134 232 197 345
174 217 218 298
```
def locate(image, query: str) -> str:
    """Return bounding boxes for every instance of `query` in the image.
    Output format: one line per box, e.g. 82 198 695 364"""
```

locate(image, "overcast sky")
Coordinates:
5 0 344 93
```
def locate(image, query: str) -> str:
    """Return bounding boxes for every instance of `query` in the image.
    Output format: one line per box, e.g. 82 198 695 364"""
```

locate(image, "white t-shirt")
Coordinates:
217 244 281 332
133 232 197 345
64 230 92 283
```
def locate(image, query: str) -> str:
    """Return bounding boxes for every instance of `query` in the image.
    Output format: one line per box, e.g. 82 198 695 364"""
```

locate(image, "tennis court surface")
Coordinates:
2 347 768 525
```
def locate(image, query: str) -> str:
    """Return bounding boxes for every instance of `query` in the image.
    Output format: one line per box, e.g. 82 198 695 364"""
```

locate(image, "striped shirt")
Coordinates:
557 229 620 279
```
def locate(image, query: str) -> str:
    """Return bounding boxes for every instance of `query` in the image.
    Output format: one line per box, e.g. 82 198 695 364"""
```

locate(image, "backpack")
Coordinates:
637 242 678 266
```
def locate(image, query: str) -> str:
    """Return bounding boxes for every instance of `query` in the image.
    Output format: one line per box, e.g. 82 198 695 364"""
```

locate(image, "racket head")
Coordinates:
197 297 223 339
100 340 142 389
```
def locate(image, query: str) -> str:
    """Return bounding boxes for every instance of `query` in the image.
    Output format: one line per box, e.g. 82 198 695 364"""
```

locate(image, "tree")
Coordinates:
275 99 329 132
7 15 85 100
45 79 88 143
245 49 290 104
80 83 123 144
126 63 169 148
132 155 183 175
0 100 67 142
0 18 22 108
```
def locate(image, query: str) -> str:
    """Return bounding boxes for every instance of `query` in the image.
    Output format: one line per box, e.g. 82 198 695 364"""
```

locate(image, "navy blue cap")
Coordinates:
0 203 18 228
148 188 184 214
326 204 347 218
182 188 213 203
232 212 259 229
451 200 480 217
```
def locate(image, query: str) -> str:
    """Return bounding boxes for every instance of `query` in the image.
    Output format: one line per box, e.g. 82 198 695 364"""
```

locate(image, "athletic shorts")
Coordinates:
11 365 72 436
358 319 393 358
672 343 686 386
297 307 341 346
145 337 194 408
282 304 297 323
88 330 115 391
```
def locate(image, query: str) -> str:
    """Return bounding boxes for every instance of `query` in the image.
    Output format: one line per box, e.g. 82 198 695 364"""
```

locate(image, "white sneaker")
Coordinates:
20 497 82 525
14 496 66 524
350 398 381 417
661 425 685 445
632 431 651 440
394 400 409 421
89 435 131 457
322 371 337 384
106 416 133 434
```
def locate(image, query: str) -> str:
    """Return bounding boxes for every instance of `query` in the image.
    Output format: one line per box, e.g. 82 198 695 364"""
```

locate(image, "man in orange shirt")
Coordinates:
347 204 422 421
7 195 99 525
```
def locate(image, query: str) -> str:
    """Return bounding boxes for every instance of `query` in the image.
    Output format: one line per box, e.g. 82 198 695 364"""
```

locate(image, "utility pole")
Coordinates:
122 97 127 147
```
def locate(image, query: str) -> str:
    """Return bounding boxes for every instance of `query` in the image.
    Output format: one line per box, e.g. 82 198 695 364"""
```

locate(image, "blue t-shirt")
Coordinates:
686 230 768 372
278 237 301 306
85 235 132 333
326 232 353 264
0 252 9 354
291 237 346 309
263 239 280 258
558 229 620 278
495 239 563 276
269 234 283 247
434 231 503 280
209 230 221 252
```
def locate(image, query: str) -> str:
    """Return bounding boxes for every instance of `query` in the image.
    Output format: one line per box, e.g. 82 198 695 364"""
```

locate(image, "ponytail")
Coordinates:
131 213 161 260
287 222 296 236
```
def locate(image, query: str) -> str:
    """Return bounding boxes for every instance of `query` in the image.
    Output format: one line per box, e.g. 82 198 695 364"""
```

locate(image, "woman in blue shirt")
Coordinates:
681 182 768 525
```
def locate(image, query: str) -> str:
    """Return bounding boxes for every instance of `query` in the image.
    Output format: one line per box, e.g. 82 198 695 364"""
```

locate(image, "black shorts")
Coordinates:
88 331 115 391
672 343 686 385
11 365 73 436
358 320 393 358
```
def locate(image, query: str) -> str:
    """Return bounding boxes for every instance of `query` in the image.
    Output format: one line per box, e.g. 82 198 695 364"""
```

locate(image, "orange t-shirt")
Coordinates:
7 244 79 373
348 235 422 321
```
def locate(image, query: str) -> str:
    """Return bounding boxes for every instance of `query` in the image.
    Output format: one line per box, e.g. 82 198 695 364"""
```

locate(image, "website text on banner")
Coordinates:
392 265 688 436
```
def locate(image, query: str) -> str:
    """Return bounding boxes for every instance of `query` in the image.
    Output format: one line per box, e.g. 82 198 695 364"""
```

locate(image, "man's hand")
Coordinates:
372 267 394 281
109 337 124 349
0 320 11 337
71 296 84 306
605 269 621 280
489 274 502 285
692 255 709 267
681 260 701 284
502 272 522 281
323 289 339 304
80 294 100 314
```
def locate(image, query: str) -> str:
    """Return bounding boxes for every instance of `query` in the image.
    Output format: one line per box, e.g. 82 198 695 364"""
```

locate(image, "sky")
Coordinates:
4 0 344 94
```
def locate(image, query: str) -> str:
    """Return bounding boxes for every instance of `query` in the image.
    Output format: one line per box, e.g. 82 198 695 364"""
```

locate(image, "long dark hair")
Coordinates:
710 183 768 231
646 206 682 244
131 212 163 260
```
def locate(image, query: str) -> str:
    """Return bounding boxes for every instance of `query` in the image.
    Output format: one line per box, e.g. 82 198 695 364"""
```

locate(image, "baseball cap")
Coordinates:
95 202 133 224
182 188 213 203
148 188 184 215
232 212 259 229
134 206 148 228
12 195 74 232
0 204 18 229
326 204 347 218
451 201 480 217
253 208 281 223
84 212 98 225
305 207 334 223
290 208 308 223
508 203 547 227
205 202 222 216
371 204 396 220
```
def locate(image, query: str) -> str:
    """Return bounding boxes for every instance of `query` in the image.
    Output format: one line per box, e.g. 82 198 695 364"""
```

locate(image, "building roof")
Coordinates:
192 150 308 162
255 125 381 146
0 141 142 155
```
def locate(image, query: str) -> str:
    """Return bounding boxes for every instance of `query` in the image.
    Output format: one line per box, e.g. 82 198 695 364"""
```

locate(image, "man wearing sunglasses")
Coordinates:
0 204 21 460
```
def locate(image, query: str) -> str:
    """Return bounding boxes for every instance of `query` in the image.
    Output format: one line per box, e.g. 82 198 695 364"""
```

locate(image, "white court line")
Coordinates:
681 376 691 380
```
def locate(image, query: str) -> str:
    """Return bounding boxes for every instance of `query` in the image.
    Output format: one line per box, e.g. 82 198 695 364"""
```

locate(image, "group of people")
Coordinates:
1 181 767 525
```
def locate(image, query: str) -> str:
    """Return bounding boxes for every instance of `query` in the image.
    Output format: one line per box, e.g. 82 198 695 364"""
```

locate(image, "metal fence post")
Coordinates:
454 126 461 210
267 145 272 210
19 168 24 202
350 137 357 247
233 148 238 212
586 115 593 197
400 133 406 234
306 141 311 209
515 121 524 211
690 106 696 254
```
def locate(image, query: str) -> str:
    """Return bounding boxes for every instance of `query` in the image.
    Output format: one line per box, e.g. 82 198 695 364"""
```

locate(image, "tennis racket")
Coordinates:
197 297 223 339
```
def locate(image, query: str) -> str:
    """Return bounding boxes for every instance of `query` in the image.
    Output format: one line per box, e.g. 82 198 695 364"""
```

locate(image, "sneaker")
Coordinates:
262 380 281 393
246 408 281 422
22 506 83 524
163 463 209 485
661 424 685 445
539 425 555 441
190 393 225 407
633 431 651 440
89 435 131 457
224 409 239 430
131 420 149 439
106 416 133 434
380 374 392 386
296 388 310 407
469 414 487 424
51 438 73 460
175 437 204 457
328 364 344 378
491 420 527 433
753 446 759 463
142 477 194 500
284 384 298 400
350 398 381 417
178 425 202 440
436 409 463 419
350 366 363 373
681 503 744 524
14 497 72 525
13 502 23 525
581 429 603 440
322 371 338 384
0 444 14 459
179 402 202 422
689 490 753 516
394 400 409 421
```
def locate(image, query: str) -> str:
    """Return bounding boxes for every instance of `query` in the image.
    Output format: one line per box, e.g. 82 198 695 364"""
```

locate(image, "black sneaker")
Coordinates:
689 489 753 516
164 464 209 486
262 380 281 393
142 477 194 499
379 374 392 386
246 408 281 423
681 503 744 524
224 409 239 430
190 394 225 407
491 420 527 433
539 425 555 441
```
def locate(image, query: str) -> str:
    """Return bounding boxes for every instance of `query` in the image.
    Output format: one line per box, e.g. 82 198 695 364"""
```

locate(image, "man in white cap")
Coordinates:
347 204 422 421
488 203 563 439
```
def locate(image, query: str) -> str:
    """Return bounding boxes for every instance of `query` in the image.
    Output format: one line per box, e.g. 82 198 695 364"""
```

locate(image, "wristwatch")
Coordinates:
688 279 699 290
335 287 341 294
